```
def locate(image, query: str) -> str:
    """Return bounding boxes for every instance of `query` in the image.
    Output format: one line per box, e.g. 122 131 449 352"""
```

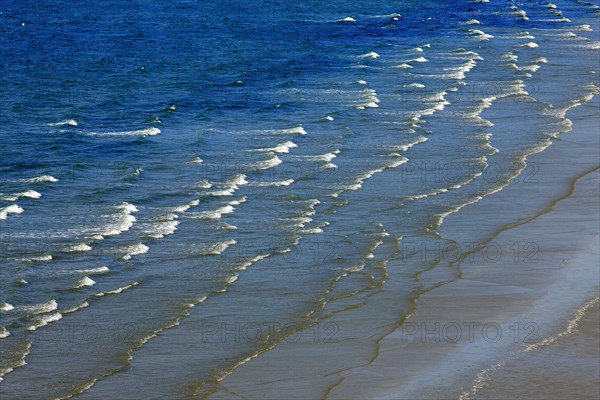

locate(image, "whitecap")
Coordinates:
49 119 78 127
71 266 110 275
172 199 200 213
95 281 139 296
468 29 494 40
0 205 24 220
21 299 58 315
1 190 42 201
75 277 96 289
62 243 92 253
61 301 89 314
358 51 380 59
251 178 295 187
252 155 282 169
121 243 149 260
143 218 179 239
26 312 63 331
193 239 237 256
193 180 213 189
88 127 161 137
0 326 9 339
98 202 138 237
255 140 298 153
192 205 235 220
20 175 59 183
275 126 307 135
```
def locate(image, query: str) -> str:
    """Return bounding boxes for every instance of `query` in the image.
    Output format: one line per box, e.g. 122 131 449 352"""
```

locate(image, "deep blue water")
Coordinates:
1 0 599 398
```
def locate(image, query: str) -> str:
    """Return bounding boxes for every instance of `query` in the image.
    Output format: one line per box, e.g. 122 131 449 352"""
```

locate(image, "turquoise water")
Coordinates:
1 0 599 398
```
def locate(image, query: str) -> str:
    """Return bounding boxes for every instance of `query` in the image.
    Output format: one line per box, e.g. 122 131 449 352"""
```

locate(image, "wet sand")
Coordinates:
473 299 599 400
206 96 599 399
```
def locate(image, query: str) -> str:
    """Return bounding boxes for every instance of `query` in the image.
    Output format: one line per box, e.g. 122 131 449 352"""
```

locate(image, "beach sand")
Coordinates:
205 96 599 400
473 299 599 400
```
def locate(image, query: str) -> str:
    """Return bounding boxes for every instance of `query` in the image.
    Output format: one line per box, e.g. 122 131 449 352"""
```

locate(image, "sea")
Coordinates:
1 0 599 398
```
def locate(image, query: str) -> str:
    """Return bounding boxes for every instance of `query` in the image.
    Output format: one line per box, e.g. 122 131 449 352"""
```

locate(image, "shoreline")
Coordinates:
203 94 599 399
328 95 600 398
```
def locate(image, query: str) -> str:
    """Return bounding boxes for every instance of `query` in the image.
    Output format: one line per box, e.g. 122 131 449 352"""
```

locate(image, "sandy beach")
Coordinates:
204 91 600 400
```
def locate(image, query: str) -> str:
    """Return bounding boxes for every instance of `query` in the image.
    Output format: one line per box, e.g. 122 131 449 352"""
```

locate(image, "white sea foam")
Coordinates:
300 152 338 163
464 19 481 25
393 63 413 69
337 16 356 22
356 80 367 85
49 119 77 127
144 216 180 239
172 199 200 213
513 9 529 20
256 140 298 153
410 56 429 62
0 326 9 339
95 281 139 297
75 277 96 289
302 221 330 235
193 204 236 220
121 243 149 260
197 239 237 255
521 42 539 48
346 263 366 272
386 156 409 168
21 299 58 315
20 175 59 183
1 190 41 201
276 126 307 135
405 187 449 201
64 243 92 253
71 266 110 275
468 29 494 40
324 115 334 121
393 136 428 152
358 51 380 59
188 156 203 164
253 155 283 170
522 65 541 73
26 312 62 331
442 58 478 80
0 303 14 312
89 127 161 137
0 205 24 220
99 202 138 237
237 254 270 271
126 166 143 179
193 180 213 189
252 178 295 187
61 301 89 314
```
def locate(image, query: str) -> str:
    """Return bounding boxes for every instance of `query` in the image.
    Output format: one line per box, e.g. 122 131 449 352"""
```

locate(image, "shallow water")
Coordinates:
1 0 599 398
